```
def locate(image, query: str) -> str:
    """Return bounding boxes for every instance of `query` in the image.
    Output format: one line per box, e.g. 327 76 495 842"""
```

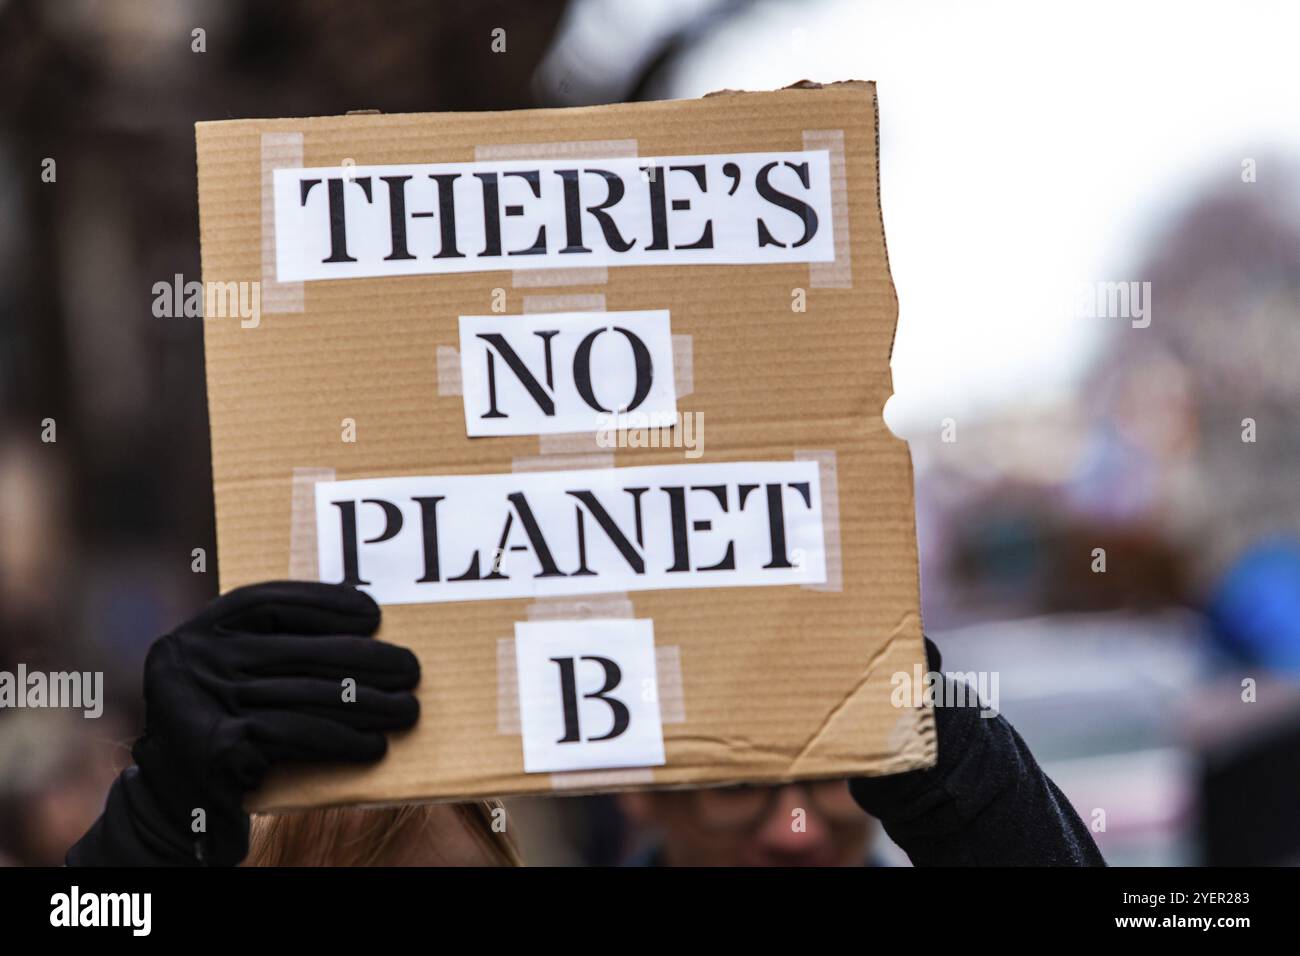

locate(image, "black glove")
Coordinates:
849 637 1105 866
67 581 420 866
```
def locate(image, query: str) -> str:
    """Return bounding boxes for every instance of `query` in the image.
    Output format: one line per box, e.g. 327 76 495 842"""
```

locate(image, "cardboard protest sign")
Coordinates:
194 80 935 809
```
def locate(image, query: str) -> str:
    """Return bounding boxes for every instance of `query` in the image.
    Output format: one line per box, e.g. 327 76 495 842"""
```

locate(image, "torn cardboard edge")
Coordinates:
704 79 898 358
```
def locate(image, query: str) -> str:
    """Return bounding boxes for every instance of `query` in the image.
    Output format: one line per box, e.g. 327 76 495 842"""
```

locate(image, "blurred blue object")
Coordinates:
1208 538 1300 675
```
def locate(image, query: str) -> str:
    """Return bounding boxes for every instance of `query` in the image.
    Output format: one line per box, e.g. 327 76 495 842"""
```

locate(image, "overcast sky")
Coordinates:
654 0 1300 436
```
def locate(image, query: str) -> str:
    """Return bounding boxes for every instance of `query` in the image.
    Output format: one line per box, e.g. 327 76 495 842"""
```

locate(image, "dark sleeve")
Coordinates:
66 767 208 867
849 641 1105 867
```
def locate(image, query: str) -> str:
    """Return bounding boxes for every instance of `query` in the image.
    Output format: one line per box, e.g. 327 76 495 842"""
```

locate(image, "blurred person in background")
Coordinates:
1081 170 1300 864
618 780 879 867
1081 167 1300 676
0 711 127 866
620 634 1108 867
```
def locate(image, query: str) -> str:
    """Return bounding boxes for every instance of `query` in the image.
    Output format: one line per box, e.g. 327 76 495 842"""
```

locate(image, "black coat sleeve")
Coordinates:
849 639 1105 866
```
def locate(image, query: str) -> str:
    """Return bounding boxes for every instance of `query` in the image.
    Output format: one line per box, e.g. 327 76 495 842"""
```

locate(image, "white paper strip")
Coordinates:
274 150 835 281
314 460 827 604
515 618 665 774
458 310 677 437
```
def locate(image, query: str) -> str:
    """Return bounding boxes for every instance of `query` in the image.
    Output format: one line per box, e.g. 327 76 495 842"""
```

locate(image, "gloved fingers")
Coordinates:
202 727 274 793
191 581 381 638
243 710 393 765
236 677 420 731
847 770 930 817
223 633 420 690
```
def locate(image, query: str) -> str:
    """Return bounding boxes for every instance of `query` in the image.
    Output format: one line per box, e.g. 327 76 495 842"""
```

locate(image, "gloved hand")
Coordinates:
848 637 1105 866
67 581 420 866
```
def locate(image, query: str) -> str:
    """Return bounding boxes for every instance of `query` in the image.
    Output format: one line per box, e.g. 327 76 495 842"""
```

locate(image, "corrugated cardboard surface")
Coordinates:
195 81 935 809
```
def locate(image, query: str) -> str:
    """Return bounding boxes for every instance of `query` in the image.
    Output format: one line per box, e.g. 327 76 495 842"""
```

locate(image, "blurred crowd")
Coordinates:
2 0 1298 866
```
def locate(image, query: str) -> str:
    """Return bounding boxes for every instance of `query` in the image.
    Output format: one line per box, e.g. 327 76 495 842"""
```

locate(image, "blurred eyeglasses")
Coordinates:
686 780 863 832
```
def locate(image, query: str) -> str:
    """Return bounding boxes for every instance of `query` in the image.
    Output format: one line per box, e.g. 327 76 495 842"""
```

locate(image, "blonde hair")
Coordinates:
246 801 521 867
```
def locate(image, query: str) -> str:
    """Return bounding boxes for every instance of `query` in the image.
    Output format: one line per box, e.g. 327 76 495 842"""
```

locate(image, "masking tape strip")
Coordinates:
513 267 608 288
802 129 852 289
794 449 843 591
654 644 687 724
436 345 463 396
672 334 694 399
474 140 637 290
512 453 615 472
496 638 521 734
287 467 336 579
473 140 638 163
549 768 656 790
527 595 636 620
536 432 605 455
261 132 306 313
522 293 606 313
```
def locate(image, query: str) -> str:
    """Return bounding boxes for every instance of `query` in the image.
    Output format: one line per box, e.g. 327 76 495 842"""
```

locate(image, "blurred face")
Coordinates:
620 780 872 867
